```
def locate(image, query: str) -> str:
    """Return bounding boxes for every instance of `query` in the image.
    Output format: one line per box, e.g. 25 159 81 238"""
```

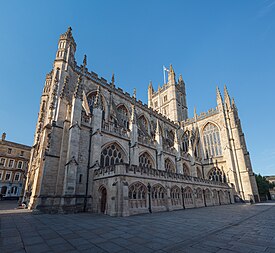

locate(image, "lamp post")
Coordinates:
181 186 185 209
147 183 152 213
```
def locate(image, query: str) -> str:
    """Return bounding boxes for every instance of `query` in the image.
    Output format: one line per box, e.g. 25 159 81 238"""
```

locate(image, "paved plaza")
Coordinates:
0 201 275 253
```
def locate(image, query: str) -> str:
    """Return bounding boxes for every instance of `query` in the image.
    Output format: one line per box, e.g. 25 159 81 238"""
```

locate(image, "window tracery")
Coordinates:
87 92 105 118
139 152 154 169
100 143 124 167
128 182 147 208
203 123 222 157
117 104 129 129
184 187 193 205
165 158 175 173
208 167 225 182
171 186 181 206
138 115 149 136
182 132 189 153
152 184 166 206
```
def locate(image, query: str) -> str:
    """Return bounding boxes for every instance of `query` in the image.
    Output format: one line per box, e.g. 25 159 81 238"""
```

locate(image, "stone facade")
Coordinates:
0 133 31 199
23 28 259 216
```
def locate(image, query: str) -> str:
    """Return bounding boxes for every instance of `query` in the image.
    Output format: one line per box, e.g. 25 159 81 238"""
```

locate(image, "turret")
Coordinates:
55 27 76 69
216 86 223 111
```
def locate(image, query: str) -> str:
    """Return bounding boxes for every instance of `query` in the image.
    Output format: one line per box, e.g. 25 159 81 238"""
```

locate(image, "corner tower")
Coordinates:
148 65 188 122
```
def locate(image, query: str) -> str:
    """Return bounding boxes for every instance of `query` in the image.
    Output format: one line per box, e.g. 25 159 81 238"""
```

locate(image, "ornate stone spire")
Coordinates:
130 103 137 124
81 54 87 73
168 64 176 85
216 86 222 103
94 85 103 109
156 119 161 135
194 107 197 121
74 75 83 100
110 73 115 89
178 74 184 84
224 84 231 108
133 88 136 99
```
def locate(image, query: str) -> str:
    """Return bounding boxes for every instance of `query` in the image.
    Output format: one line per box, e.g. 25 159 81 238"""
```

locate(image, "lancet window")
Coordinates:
139 152 154 169
100 143 124 167
184 187 193 205
203 123 222 157
138 115 149 136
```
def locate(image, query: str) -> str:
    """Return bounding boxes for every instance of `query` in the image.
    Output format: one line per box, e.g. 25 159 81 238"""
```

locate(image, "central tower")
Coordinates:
148 65 188 122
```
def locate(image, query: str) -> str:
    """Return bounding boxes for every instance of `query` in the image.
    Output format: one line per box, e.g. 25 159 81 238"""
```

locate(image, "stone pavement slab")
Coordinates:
0 201 275 253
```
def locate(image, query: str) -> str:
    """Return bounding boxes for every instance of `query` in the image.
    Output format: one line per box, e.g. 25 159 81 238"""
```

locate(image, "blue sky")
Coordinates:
0 0 275 175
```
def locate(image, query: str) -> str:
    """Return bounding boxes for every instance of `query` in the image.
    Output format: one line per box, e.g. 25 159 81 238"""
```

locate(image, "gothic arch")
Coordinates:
183 186 193 205
202 122 222 158
164 157 176 173
139 151 155 169
98 185 107 213
171 185 181 206
138 114 149 135
207 167 226 182
151 184 166 207
116 104 130 129
128 182 147 208
100 142 127 167
181 130 189 153
86 90 107 119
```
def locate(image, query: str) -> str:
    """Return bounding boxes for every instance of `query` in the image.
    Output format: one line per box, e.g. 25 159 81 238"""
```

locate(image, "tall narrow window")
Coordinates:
203 123 222 157
182 132 189 153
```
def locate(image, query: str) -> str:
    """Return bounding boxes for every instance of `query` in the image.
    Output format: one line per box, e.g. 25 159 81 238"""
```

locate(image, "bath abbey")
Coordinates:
23 27 259 216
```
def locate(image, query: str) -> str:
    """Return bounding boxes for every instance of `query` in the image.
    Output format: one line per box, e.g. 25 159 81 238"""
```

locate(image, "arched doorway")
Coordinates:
99 187 107 213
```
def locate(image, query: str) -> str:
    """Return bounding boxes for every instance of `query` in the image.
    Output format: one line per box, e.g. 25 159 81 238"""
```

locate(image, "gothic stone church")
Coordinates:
24 28 259 216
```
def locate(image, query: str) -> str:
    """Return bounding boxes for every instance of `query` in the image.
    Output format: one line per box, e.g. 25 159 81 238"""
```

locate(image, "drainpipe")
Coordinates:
147 183 152 213
181 186 185 209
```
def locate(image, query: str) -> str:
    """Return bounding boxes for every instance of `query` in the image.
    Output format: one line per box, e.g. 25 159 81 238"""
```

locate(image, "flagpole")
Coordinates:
163 65 166 84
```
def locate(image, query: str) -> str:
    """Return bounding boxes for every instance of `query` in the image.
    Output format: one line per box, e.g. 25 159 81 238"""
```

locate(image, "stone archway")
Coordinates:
99 186 107 213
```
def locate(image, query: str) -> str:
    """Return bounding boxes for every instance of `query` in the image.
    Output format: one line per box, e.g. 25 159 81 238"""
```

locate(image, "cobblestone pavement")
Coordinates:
1 201 275 253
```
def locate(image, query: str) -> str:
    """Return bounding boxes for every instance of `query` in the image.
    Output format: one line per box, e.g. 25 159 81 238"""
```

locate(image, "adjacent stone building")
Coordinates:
0 133 31 198
266 176 275 200
23 28 259 215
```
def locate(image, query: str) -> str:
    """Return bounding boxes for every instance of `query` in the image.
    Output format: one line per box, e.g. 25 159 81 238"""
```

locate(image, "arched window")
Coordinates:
139 152 154 169
203 123 222 157
117 104 129 129
100 143 124 167
151 184 166 207
129 182 147 208
171 186 181 206
208 167 225 182
166 130 174 147
165 158 175 173
184 187 193 205
183 164 190 176
195 188 203 205
138 115 149 136
182 132 189 153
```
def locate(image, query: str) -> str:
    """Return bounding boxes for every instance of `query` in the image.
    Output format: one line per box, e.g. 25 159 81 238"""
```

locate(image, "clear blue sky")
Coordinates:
0 0 274 175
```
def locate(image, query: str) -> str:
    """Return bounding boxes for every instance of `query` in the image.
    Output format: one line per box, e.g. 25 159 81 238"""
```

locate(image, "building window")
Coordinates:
163 106 169 116
14 173 21 181
128 182 147 208
8 159 14 168
17 161 23 169
164 95 168 103
20 151 24 156
100 143 124 167
5 172 12 181
8 148 12 154
165 158 175 173
203 123 222 157
139 152 154 169
0 170 3 180
0 158 6 166
183 164 190 176
208 167 226 182
11 186 18 195
117 104 129 129
154 101 158 107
